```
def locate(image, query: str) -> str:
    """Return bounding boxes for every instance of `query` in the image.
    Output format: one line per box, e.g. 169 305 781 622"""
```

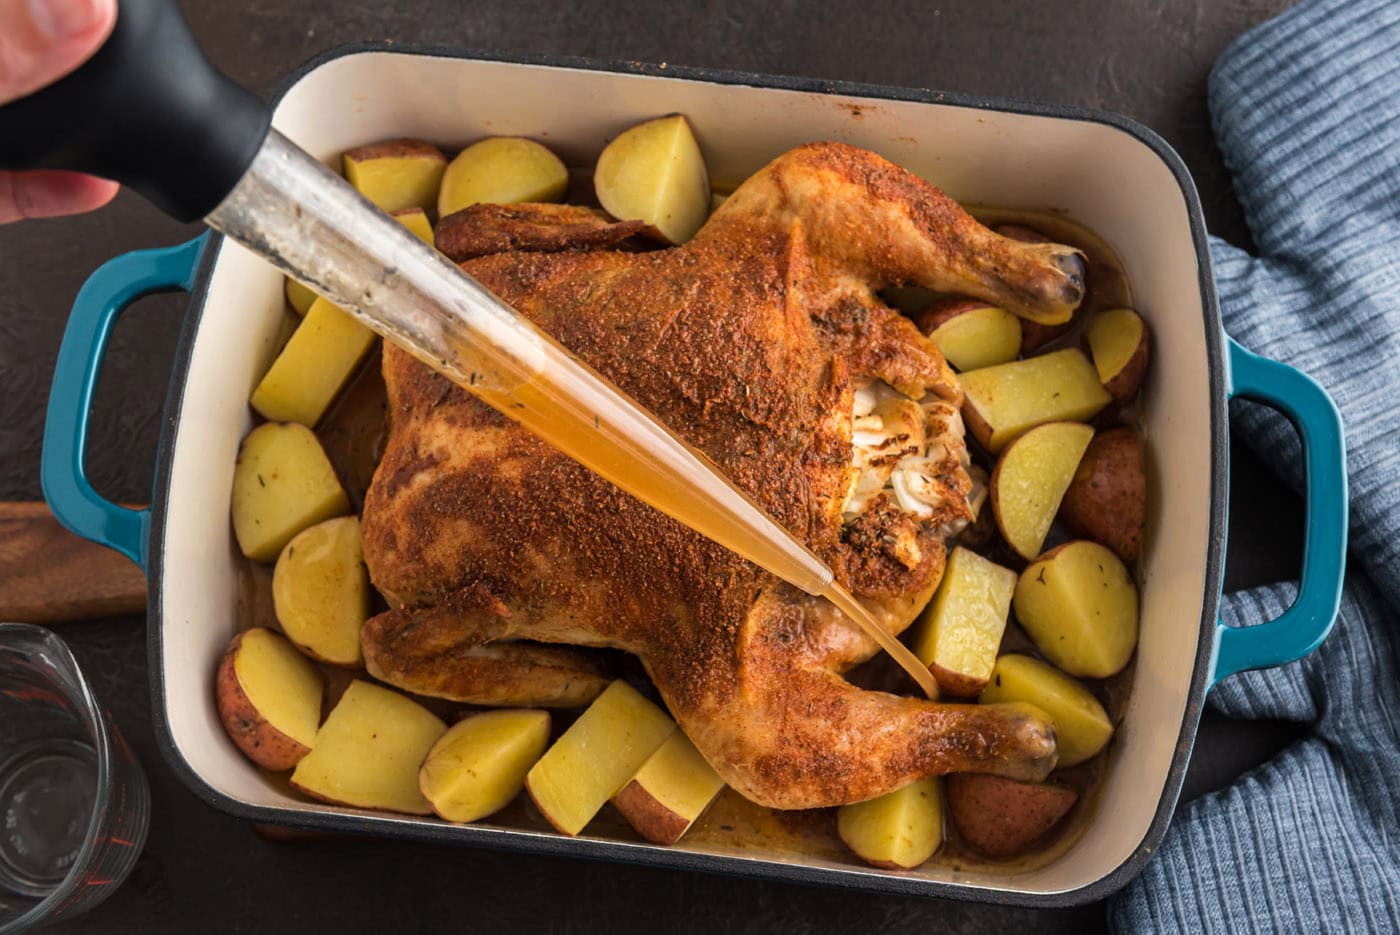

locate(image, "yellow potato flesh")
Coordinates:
233 628 323 748
959 349 1111 453
343 147 446 213
836 777 944 869
272 516 369 667
389 207 435 246
929 305 1023 372
525 679 676 836
1087 307 1145 383
290 680 446 815
437 137 568 218
912 547 1016 696
231 422 350 562
284 277 317 316
1014 541 1139 677
992 421 1095 560
979 654 1113 767
250 297 377 427
613 730 724 844
419 709 551 823
594 115 710 245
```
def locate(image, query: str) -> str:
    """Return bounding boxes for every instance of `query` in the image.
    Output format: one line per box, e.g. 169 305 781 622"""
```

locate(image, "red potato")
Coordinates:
837 777 944 869
289 680 447 815
912 546 1017 697
1019 318 1071 354
389 207 435 246
1086 308 1151 402
913 297 1022 372
439 136 569 218
594 115 710 245
946 773 1078 859
1014 540 1139 678
958 349 1111 454
612 730 725 845
1058 427 1147 565
419 710 551 823
990 421 1095 561
342 138 447 213
215 628 324 771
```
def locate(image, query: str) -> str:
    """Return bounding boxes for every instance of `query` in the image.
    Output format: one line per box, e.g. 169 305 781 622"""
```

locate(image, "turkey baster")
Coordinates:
0 0 938 697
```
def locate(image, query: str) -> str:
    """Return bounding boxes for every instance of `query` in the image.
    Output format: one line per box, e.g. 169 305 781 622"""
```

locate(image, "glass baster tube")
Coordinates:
206 129 938 699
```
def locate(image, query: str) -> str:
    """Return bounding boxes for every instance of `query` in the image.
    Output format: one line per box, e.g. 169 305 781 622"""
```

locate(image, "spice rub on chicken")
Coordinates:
359 143 1085 810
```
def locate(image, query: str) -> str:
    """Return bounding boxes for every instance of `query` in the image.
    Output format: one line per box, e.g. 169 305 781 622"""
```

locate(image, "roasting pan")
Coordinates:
38 45 1348 905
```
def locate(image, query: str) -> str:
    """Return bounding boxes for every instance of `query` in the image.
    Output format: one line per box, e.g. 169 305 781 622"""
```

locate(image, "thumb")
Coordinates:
0 0 117 105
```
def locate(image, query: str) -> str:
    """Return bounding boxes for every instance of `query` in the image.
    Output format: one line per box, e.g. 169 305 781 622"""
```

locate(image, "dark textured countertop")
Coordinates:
0 1 1306 931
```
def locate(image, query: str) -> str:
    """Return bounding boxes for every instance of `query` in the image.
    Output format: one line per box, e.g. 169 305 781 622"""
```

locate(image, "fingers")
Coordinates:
0 0 117 105
0 169 118 223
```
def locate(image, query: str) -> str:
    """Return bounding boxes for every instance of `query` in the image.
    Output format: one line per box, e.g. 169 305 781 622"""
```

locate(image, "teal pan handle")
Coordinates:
1211 336 1348 685
41 235 208 571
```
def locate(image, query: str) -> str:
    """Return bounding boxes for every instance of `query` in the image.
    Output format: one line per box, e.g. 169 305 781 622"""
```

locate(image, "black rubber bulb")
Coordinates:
0 0 271 222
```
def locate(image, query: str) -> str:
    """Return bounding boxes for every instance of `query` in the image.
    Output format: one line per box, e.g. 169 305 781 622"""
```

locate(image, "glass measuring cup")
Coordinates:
0 624 149 933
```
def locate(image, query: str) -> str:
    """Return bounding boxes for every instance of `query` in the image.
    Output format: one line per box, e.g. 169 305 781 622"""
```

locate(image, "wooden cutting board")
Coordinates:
0 502 146 622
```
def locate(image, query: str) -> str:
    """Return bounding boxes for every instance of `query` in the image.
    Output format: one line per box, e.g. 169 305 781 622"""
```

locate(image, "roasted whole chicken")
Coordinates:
359 143 1085 810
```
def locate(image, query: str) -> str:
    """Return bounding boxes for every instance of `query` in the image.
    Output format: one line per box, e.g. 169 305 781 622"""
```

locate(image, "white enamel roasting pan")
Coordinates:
40 47 1347 905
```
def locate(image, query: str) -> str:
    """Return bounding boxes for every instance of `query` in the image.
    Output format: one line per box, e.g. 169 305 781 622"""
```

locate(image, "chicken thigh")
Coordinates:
359 143 1083 809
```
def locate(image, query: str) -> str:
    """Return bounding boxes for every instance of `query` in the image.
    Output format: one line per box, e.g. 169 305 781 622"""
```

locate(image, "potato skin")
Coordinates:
928 662 991 699
1020 318 1070 354
946 773 1078 859
613 780 690 846
342 138 446 164
1058 427 1146 564
1087 309 1151 403
1100 329 1149 402
960 399 996 453
912 296 989 332
215 632 312 771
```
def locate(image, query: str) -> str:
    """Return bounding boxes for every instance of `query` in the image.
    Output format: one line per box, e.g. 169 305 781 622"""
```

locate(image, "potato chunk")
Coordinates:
231 422 350 562
912 547 1016 696
1086 307 1150 402
272 516 369 667
1059 427 1147 564
290 680 446 814
958 349 1111 453
979 654 1113 766
836 777 944 869
594 115 710 245
916 300 1022 372
389 207 435 246
216 628 324 770
343 138 447 213
419 709 551 823
250 297 377 427
525 679 676 836
1014 541 1139 677
946 774 1077 859
284 277 316 316
613 730 724 845
438 137 569 218
991 421 1095 560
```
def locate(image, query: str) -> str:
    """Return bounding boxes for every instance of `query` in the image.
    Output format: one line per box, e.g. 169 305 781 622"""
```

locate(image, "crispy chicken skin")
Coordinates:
360 143 1082 809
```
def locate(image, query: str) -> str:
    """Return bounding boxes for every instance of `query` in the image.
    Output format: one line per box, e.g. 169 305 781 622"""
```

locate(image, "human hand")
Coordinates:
0 0 118 223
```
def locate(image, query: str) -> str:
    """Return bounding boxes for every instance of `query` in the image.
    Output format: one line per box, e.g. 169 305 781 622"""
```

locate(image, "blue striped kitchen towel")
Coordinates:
1109 0 1400 930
